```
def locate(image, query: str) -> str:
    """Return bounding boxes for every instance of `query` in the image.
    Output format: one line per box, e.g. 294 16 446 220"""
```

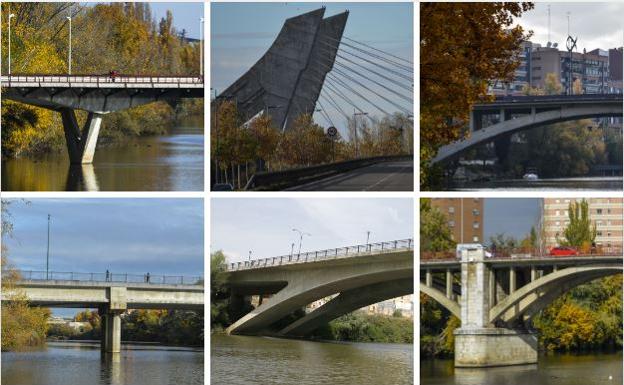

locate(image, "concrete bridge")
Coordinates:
1 271 204 353
1 74 203 164
432 94 623 164
420 246 623 367
224 239 413 336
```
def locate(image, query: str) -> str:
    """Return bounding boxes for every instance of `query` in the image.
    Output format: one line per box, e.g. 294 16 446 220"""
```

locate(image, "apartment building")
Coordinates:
541 198 623 251
431 198 484 244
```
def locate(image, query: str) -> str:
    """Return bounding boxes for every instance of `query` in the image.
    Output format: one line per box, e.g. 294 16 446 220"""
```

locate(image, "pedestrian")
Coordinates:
106 269 110 282
146 272 150 283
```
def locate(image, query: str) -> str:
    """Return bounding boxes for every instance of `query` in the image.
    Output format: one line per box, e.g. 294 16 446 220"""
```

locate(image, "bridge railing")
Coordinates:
226 238 413 271
421 246 624 262
12 270 203 285
1 74 203 87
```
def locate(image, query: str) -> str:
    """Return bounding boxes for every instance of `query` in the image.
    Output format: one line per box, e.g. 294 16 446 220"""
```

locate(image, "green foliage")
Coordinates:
313 312 413 344
210 251 230 329
420 198 455 253
560 199 596 249
1 3 203 157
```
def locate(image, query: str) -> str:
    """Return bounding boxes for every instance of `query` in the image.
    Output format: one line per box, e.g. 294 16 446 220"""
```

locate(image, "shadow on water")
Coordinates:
1 128 204 191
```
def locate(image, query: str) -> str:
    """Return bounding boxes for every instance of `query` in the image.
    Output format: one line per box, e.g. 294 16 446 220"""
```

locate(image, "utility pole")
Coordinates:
46 214 51 279
366 231 371 251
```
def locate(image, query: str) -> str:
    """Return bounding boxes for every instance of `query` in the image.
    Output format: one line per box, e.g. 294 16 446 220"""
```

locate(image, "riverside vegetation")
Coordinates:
1 2 203 159
211 251 413 343
420 198 623 357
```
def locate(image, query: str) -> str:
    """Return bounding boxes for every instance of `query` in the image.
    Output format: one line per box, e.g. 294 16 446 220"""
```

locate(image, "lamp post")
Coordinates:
8 13 15 75
66 15 72 75
366 231 371 251
292 228 311 256
199 18 204 77
46 214 51 279
353 110 368 158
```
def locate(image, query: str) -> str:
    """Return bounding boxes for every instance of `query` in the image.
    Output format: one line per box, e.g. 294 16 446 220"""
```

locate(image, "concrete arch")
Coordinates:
226 252 413 335
279 278 412 336
489 266 622 324
420 284 461 319
432 105 622 164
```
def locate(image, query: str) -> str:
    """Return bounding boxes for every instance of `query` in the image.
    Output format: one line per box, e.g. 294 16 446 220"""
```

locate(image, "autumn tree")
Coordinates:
560 199 597 251
420 198 455 253
544 72 564 95
572 78 583 95
420 2 534 188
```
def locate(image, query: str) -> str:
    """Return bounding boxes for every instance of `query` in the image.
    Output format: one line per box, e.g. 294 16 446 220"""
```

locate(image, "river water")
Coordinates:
1 341 204 385
450 176 622 191
211 334 413 385
1 126 204 191
421 352 623 385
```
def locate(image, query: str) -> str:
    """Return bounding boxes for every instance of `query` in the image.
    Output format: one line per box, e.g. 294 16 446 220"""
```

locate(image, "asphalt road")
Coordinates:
286 161 414 191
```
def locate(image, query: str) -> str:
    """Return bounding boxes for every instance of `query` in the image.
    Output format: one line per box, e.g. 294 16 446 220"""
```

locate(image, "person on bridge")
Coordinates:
145 272 150 283
105 269 110 282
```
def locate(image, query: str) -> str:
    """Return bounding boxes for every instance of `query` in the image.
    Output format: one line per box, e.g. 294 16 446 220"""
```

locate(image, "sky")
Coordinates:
515 3 624 51
211 198 413 264
2 199 203 275
484 198 540 242
83 2 204 39
211 3 413 137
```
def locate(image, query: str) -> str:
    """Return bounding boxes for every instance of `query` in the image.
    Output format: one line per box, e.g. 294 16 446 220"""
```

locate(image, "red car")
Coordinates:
549 246 579 256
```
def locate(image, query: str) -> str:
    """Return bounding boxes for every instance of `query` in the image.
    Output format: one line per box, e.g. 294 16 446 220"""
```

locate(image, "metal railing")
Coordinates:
11 270 203 285
421 246 624 262
1 74 203 87
226 238 413 271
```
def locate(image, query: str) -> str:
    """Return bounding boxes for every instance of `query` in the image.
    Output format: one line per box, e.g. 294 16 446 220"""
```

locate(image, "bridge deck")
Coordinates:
1 74 203 89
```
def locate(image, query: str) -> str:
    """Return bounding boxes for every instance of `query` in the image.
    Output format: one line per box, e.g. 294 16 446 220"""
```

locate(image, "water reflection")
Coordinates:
100 353 122 385
2 128 203 191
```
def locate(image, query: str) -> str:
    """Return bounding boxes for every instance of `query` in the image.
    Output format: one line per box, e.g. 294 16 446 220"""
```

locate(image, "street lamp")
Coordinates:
199 18 204 77
353 110 368 158
292 228 311 256
8 13 15 75
66 15 72 75
46 214 51 279
248 250 252 261
366 231 371 251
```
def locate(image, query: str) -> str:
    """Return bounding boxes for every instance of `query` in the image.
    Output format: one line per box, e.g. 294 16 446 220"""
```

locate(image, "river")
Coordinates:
421 352 623 385
1 341 204 385
211 334 413 385
450 176 622 191
1 126 204 191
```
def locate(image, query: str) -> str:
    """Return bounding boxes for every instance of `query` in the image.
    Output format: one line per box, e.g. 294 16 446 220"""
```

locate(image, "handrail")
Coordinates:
6 270 203 285
226 238 413 271
0 74 203 87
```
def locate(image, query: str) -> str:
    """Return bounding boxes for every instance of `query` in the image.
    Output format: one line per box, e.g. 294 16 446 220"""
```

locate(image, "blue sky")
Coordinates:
484 198 540 242
211 198 413 264
211 2 413 137
2 199 203 275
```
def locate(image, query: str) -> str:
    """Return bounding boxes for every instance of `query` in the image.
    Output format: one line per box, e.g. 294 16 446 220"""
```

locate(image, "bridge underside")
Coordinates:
218 8 348 131
2 87 202 164
225 251 413 336
432 104 622 164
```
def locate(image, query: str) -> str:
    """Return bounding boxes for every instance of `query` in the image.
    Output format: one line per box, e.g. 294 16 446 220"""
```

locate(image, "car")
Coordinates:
549 246 579 256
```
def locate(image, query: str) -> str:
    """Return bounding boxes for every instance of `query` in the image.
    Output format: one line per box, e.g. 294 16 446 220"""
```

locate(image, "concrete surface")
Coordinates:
286 161 413 191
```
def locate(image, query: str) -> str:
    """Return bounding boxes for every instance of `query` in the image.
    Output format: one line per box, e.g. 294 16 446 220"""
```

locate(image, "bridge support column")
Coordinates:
454 246 537 367
60 108 103 164
102 310 123 353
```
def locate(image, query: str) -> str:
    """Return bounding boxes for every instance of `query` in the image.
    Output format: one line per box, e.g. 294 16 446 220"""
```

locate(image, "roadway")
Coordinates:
286 161 413 191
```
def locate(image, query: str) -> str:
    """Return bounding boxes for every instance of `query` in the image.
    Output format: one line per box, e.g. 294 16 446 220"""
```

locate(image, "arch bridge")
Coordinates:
420 246 622 367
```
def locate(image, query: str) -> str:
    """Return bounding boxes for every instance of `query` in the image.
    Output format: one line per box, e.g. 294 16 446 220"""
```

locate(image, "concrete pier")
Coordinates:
454 328 538 367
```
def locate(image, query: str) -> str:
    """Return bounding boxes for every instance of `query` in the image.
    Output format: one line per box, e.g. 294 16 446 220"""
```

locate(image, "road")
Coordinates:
286 161 414 191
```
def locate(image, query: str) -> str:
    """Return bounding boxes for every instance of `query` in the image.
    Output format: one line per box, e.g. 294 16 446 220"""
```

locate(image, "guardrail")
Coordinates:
9 270 203 285
243 154 413 191
1 74 203 87
227 238 413 271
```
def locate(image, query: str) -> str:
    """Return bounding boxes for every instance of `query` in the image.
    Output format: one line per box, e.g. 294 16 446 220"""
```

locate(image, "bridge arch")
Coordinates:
432 105 622 164
489 266 622 324
420 284 461 319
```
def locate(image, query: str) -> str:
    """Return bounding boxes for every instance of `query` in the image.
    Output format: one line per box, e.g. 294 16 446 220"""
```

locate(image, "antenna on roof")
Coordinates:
548 4 551 45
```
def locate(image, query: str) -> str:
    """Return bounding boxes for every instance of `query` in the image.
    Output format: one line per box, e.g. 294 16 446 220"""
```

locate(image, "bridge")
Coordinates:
1 74 203 164
420 245 623 367
224 239 413 336
1 270 204 353
431 94 623 164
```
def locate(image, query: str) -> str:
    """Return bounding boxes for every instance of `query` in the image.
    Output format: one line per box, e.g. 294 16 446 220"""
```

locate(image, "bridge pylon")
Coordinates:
454 246 537 367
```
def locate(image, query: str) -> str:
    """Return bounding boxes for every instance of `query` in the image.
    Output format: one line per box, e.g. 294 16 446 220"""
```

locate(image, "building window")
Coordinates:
555 210 560 216
449 206 455 214
556 221 560 226
597 231 603 236
473 236 479 242
449 220 455 228
473 209 480 216
473 222 480 229
597 209 603 214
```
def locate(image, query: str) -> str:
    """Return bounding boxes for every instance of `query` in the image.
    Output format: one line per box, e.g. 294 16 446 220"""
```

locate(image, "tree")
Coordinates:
420 199 455 253
573 78 583 95
211 251 230 328
560 199 596 250
420 2 534 188
544 72 563 95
